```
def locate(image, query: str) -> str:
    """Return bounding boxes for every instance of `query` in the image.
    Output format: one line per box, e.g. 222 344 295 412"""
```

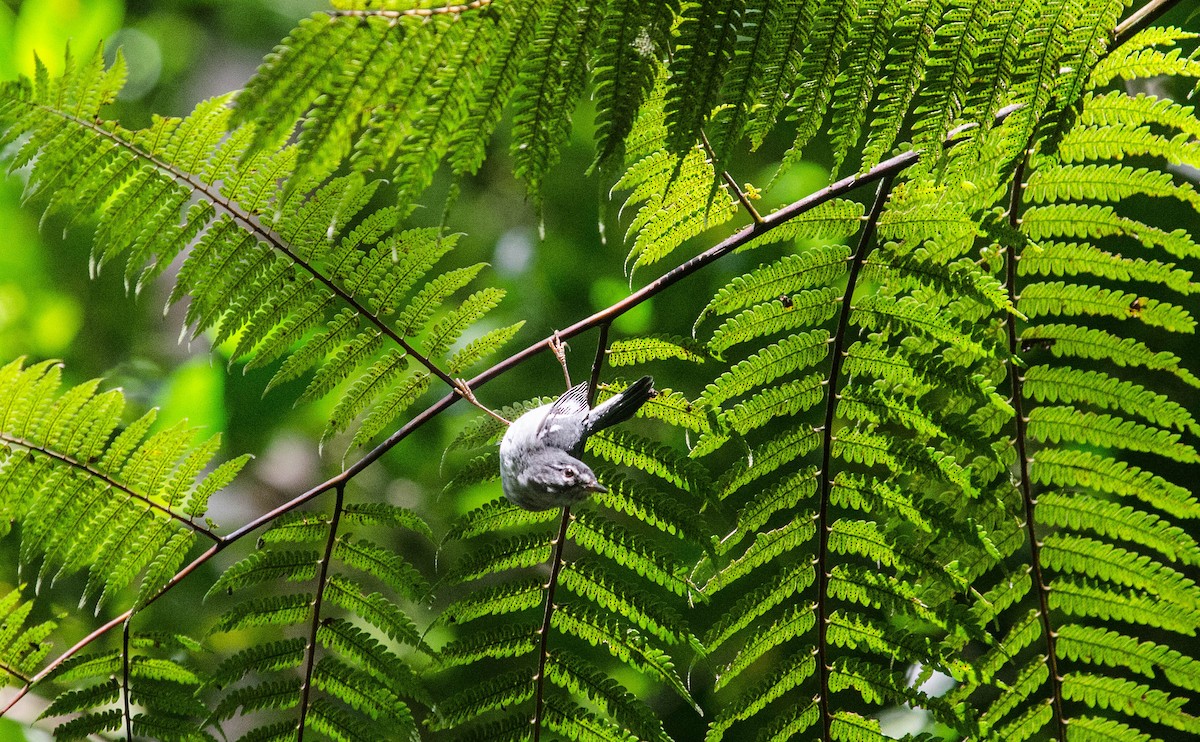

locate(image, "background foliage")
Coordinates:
0 0 1197 740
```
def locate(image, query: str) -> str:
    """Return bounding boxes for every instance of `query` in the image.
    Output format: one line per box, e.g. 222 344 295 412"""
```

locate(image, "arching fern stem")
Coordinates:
122 619 132 742
296 483 346 740
532 322 612 740
0 149 923 719
532 507 571 742
1006 153 1066 741
815 172 898 739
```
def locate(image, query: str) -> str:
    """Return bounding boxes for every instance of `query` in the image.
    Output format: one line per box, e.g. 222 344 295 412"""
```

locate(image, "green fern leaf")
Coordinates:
1018 240 1197 296
665 0 743 154
1019 280 1195 332
1038 492 1200 566
1027 405 1199 463
696 246 851 331
1029 447 1200 520
700 330 831 407
1020 323 1200 388
606 336 708 366
551 603 698 710
1050 578 1200 635
707 287 841 357
0 587 55 681
546 650 671 742
1062 672 1199 733
1043 533 1200 610
705 653 816 742
1023 365 1198 434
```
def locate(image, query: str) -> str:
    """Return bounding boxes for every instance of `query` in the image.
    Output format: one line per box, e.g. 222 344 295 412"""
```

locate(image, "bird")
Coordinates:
498 375 655 511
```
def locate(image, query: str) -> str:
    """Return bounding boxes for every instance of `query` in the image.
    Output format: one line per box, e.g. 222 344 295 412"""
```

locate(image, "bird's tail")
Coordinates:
585 375 655 435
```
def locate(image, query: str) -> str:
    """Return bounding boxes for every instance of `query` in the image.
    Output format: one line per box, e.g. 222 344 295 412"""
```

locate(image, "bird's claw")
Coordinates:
453 378 510 425
550 331 572 389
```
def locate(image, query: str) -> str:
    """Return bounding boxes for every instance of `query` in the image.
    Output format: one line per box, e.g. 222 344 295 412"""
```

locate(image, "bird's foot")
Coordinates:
550 331 572 389
453 378 510 425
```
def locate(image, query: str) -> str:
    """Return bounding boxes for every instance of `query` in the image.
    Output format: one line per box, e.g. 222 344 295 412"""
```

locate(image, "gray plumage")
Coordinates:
500 376 654 511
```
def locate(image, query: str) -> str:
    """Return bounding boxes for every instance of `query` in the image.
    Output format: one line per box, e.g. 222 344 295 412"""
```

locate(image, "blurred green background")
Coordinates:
0 2 1196 739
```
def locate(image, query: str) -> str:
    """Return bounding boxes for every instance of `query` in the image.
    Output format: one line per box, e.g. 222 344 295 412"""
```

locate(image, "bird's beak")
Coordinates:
585 481 608 493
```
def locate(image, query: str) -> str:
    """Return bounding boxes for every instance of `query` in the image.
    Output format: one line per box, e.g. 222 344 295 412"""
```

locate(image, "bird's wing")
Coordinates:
536 380 591 451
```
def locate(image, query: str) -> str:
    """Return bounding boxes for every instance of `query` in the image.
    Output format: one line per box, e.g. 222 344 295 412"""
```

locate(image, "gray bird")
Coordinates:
500 376 655 511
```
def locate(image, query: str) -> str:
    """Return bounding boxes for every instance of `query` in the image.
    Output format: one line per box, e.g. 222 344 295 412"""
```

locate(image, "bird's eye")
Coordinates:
563 467 577 480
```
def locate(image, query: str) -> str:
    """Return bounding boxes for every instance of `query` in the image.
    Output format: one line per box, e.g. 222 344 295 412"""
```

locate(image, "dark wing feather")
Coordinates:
537 380 591 451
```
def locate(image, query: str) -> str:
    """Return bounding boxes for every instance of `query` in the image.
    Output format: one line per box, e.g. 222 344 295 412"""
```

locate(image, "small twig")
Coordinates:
296 484 346 741
699 130 763 224
815 172 898 738
531 507 571 742
1113 0 1181 47
452 379 511 425
0 661 29 686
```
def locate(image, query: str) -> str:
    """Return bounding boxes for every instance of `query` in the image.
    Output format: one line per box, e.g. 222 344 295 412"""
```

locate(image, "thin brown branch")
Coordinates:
815 172 897 738
1113 0 1182 47
0 434 220 541
329 1 492 19
1006 153 1067 742
296 484 345 741
699 130 763 224
532 507 571 742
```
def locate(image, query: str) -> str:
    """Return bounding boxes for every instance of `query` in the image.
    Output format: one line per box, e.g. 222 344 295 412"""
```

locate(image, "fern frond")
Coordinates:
704 561 816 651
1050 578 1200 636
1019 280 1194 332
568 511 694 597
1038 492 1200 567
1062 672 1199 733
696 246 851 330
43 633 210 740
0 587 55 683
0 359 243 607
1043 533 1200 610
511 0 602 199
1020 323 1200 388
592 0 678 167
714 602 815 692
1018 240 1197 296
700 330 831 407
606 336 708 367
616 82 740 271
1027 405 1199 463
705 653 816 742
707 287 841 357
1030 447 1199 520
545 650 671 742
586 429 709 493
1023 365 1198 434
665 0 743 155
